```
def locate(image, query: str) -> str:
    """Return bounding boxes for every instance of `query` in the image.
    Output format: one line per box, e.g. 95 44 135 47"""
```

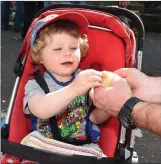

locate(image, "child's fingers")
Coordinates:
88 81 101 88
87 69 102 77
88 76 102 82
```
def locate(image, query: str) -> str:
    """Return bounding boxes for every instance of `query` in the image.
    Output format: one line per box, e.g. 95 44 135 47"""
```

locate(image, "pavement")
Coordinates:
1 28 161 163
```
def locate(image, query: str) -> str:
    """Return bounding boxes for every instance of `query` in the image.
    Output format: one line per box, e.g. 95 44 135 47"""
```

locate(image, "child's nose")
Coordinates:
64 50 72 56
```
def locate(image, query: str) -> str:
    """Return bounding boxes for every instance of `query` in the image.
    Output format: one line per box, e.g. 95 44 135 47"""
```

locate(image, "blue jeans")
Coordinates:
1 1 11 29
1 1 24 29
14 2 24 29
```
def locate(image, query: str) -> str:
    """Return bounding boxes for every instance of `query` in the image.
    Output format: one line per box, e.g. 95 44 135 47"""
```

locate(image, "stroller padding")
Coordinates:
9 8 136 157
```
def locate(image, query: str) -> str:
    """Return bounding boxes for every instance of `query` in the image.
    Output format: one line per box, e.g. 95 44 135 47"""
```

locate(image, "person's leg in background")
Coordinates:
13 1 24 32
21 2 44 39
1 1 11 30
37 1 44 10
21 2 36 38
44 1 52 7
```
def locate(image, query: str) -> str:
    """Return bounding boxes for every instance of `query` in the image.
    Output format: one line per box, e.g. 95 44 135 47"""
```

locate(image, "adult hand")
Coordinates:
114 68 161 103
71 69 102 96
89 73 132 117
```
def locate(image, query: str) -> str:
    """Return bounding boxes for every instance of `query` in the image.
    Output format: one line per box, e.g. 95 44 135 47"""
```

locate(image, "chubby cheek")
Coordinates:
48 59 58 68
42 55 59 70
75 48 81 59
73 49 81 66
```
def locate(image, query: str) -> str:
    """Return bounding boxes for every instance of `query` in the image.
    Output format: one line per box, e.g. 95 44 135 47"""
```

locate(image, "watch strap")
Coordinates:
118 97 143 129
124 97 143 110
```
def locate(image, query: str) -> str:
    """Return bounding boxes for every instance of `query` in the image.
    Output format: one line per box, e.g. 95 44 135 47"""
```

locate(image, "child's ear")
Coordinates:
81 34 87 40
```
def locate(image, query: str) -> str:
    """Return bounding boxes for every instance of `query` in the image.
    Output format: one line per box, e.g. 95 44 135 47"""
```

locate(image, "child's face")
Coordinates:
40 32 81 77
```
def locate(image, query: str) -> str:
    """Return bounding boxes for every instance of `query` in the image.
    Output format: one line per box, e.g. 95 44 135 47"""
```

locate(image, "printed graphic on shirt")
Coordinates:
31 93 100 142
56 94 88 138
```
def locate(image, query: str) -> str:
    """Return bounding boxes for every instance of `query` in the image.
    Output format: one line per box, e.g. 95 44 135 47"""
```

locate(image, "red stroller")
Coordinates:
1 4 145 164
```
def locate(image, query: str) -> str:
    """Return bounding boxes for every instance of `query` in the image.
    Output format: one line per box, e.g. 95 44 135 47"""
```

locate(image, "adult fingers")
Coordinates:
114 68 129 78
94 86 112 101
89 88 103 109
89 88 95 101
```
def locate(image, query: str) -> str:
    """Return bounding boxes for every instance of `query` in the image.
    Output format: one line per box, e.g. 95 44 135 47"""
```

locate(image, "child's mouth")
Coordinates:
61 62 73 65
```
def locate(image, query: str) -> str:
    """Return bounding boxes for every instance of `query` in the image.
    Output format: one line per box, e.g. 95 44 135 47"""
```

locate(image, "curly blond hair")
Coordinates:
31 20 89 64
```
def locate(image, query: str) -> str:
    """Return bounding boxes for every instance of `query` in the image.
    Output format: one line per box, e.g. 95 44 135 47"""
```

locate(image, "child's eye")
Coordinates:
70 47 77 50
53 48 62 51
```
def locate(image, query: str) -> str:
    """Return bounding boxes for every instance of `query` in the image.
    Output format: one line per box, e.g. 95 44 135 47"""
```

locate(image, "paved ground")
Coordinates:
1 29 161 163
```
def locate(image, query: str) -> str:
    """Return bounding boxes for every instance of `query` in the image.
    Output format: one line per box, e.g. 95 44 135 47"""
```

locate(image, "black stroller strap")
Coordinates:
33 70 92 145
34 70 62 141
34 70 50 94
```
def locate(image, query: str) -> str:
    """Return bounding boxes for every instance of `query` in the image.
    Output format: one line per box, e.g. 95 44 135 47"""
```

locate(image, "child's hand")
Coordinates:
89 108 111 124
70 69 102 96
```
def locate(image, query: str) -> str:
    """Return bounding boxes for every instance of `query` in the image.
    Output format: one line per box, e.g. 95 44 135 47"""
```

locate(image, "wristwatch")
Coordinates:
118 97 143 129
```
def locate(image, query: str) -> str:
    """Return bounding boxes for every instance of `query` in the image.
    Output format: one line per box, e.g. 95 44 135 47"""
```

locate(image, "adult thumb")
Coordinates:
89 88 95 101
114 68 128 78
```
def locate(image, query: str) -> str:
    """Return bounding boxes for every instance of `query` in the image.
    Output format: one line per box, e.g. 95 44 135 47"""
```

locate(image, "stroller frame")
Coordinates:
1 4 145 164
